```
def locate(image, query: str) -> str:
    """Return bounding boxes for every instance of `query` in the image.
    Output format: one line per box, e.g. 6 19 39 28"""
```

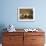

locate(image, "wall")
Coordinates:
0 0 46 29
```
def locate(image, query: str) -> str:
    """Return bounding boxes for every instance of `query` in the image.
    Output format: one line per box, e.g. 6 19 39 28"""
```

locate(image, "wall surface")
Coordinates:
0 0 46 43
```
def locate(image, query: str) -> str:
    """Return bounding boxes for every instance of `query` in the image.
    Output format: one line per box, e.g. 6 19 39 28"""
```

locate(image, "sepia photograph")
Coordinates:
18 7 35 21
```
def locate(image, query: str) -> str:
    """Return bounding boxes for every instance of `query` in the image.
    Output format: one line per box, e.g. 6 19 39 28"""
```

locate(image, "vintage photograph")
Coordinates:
18 7 35 21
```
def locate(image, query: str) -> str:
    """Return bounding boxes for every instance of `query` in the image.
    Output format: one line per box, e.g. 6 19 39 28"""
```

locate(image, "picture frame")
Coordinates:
17 7 35 21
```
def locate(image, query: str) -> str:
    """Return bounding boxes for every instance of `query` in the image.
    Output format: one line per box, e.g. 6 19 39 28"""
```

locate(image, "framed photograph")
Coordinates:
17 7 35 21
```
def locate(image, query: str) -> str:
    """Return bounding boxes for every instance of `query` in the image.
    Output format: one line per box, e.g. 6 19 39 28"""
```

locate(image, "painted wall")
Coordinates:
0 0 46 30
